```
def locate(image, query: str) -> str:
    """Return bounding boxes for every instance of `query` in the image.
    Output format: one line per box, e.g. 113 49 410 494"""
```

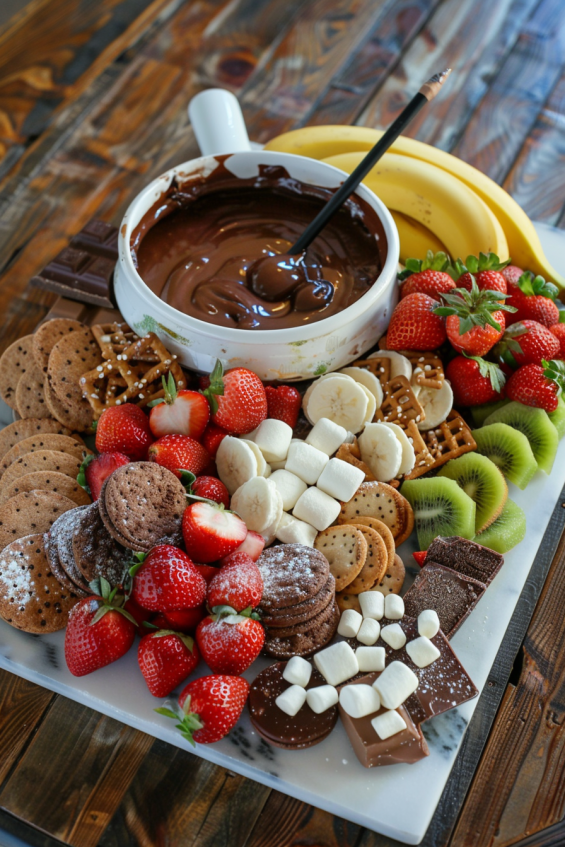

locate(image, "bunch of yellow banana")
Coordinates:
264 126 564 289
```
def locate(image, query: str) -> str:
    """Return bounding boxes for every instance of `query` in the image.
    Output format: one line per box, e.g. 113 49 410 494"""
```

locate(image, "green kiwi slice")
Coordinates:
548 396 565 439
471 423 538 490
438 453 507 533
471 399 509 428
401 477 476 550
483 401 558 474
475 498 526 554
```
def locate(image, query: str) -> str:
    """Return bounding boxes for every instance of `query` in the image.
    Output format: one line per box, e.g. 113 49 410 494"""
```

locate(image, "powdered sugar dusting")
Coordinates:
257 544 329 610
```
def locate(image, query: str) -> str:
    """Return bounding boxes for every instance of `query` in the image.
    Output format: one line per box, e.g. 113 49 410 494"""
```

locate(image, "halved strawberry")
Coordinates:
182 501 247 563
220 530 265 564
149 373 210 439
79 451 130 501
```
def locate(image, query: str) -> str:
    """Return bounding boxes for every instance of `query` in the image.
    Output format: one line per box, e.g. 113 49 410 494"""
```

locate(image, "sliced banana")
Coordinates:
381 421 416 475
240 438 267 476
215 436 258 495
231 477 282 534
339 367 383 409
305 375 368 433
358 422 402 481
263 462 272 478
302 373 353 424
417 381 454 431
368 350 412 381
358 383 377 424
259 488 284 545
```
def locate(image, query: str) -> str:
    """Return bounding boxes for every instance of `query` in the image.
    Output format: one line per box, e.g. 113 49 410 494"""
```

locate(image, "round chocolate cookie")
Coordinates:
44 530 86 596
257 544 330 613
0 534 79 632
49 507 91 593
249 662 338 750
101 463 186 551
261 573 335 628
264 590 339 639
98 483 135 549
72 503 129 585
263 601 340 659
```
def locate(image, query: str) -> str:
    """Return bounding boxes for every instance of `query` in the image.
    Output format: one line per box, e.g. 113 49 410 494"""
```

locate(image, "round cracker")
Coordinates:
0 335 35 409
1 434 89 477
373 552 406 595
46 328 101 431
0 490 76 553
336 591 362 614
0 419 74 462
338 481 405 539
0 472 91 507
15 359 50 420
44 375 93 432
314 525 367 591
0 533 79 632
351 516 395 570
0 450 82 494
340 524 388 594
33 319 86 374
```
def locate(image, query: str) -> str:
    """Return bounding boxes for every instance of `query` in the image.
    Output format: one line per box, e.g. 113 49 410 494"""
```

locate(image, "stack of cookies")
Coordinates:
257 544 339 659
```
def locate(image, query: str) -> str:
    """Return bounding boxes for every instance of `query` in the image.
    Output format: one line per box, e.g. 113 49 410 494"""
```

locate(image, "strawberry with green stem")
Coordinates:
506 271 560 327
494 320 560 368
196 607 264 674
435 277 517 356
156 674 249 745
398 251 456 299
148 373 210 439
138 622 200 697
449 252 509 296
506 359 565 412
446 355 506 407
201 360 267 435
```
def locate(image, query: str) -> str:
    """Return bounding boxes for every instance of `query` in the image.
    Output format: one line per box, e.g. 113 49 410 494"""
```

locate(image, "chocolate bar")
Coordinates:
31 219 118 308
424 535 504 585
403 562 486 639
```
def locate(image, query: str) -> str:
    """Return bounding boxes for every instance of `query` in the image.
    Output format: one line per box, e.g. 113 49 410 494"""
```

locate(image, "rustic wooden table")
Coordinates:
1 0 565 845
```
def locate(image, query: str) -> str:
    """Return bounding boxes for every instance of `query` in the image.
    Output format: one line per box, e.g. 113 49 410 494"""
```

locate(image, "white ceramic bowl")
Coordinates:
114 150 399 380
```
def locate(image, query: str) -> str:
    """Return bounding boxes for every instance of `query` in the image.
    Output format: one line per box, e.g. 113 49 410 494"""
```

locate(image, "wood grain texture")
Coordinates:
244 792 362 847
0 695 154 846
0 669 54 785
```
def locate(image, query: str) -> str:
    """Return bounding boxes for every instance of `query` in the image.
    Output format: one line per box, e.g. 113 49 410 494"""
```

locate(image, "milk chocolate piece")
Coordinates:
338 673 429 767
31 219 118 308
424 535 504 585
403 562 486 639
249 661 338 749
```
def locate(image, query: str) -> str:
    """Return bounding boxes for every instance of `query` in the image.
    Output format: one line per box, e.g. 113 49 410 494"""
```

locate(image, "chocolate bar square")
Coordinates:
424 536 504 585
403 562 486 639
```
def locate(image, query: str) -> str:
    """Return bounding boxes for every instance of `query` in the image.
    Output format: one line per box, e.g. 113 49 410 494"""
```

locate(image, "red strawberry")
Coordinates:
501 265 524 287
201 360 267 435
138 628 200 697
221 530 265 563
437 278 515 356
149 373 210 440
445 356 506 407
201 423 228 458
190 475 230 508
124 597 153 628
450 253 509 297
157 674 249 745
413 551 427 567
549 323 565 358
80 451 130 501
194 563 220 584
95 404 153 460
148 433 209 478
182 501 247 563
65 581 137 676
196 612 265 674
506 360 565 412
207 553 263 612
506 271 560 327
264 385 301 429
152 606 207 633
131 545 207 612
498 320 560 367
399 251 455 300
387 293 447 350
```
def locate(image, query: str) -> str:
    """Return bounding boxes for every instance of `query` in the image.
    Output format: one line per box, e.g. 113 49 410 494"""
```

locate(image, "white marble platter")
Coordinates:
0 225 564 845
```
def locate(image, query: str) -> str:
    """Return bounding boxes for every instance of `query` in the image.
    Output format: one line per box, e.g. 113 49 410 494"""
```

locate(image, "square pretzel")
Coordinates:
374 375 425 426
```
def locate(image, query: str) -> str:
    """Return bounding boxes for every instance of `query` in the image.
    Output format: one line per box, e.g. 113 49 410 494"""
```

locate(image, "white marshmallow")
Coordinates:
356 646 386 672
359 591 384 621
418 609 440 639
253 419 293 463
285 441 329 485
316 458 365 502
292 487 340 532
384 594 405 620
339 684 381 719
283 656 312 688
270 469 308 510
356 618 381 646
313 641 359 687
306 417 347 455
270 459 287 471
371 709 407 740
373 661 419 710
406 636 441 668
337 608 363 638
275 684 307 716
306 685 339 714
275 512 318 547
380 623 406 650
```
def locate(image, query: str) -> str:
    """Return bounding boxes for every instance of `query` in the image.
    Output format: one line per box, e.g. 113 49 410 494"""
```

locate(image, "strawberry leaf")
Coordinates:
543 359 565 394
517 271 558 300
200 359 224 415
179 469 197 489
77 454 95 493
155 707 180 720
398 250 450 280
559 310 565 324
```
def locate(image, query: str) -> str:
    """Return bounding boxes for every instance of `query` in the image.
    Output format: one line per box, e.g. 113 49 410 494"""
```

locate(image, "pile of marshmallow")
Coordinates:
275 593 442 743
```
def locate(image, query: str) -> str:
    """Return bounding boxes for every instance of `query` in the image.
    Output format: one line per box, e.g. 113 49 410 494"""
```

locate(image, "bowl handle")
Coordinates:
188 88 251 155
